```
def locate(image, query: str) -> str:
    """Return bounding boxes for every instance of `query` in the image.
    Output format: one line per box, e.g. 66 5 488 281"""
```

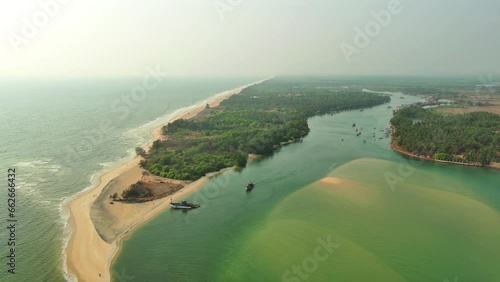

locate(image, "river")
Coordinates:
112 92 500 282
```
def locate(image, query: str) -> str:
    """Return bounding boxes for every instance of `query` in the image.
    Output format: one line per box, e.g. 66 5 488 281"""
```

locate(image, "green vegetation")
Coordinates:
142 77 390 180
135 147 146 158
122 181 150 199
391 106 500 165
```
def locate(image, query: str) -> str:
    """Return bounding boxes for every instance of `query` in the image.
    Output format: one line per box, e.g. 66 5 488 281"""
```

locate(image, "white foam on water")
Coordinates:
121 77 272 150
14 158 51 168
14 159 61 177
11 157 76 241
99 161 114 168
137 115 162 129
59 151 138 281
15 161 35 168
16 177 40 197
48 164 62 173
59 198 77 282
123 105 198 143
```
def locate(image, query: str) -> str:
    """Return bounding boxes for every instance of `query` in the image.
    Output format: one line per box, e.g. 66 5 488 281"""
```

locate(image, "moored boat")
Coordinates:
170 199 200 209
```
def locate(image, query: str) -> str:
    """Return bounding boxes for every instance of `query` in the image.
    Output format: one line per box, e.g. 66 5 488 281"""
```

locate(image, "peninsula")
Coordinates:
64 79 268 282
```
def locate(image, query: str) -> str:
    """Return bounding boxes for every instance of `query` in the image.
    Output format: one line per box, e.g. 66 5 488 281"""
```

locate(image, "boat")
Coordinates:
170 199 200 209
246 182 255 191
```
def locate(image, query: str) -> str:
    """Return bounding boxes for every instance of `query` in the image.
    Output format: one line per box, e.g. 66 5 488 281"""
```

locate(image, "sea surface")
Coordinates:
0 76 264 282
112 92 500 282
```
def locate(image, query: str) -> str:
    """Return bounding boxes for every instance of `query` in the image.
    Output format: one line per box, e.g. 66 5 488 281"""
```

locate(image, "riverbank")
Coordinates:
389 104 500 171
390 138 500 171
64 78 271 282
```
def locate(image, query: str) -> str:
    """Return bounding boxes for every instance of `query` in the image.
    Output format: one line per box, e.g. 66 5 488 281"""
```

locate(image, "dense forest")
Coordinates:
141 77 390 180
391 106 500 165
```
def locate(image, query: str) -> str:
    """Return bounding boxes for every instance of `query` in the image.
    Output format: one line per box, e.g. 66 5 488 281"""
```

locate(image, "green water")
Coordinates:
112 93 500 282
222 159 500 281
0 77 264 282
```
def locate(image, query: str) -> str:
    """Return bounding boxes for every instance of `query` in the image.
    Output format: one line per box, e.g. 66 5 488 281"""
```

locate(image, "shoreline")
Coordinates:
64 77 272 282
390 137 500 171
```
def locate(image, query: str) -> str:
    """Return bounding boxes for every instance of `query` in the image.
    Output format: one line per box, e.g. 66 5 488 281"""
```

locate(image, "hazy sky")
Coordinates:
1 0 499 77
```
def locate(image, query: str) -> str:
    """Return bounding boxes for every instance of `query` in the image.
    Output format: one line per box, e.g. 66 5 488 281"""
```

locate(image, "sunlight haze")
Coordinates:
1 0 499 77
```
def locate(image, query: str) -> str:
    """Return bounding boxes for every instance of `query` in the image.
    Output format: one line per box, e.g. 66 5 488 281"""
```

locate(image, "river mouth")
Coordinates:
112 93 500 282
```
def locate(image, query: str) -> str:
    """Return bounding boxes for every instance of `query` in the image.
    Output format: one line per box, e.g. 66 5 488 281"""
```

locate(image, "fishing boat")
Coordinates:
170 199 200 209
246 182 255 191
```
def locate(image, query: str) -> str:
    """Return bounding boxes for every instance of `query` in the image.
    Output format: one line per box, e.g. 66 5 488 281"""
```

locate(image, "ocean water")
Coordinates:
112 92 500 282
0 76 265 282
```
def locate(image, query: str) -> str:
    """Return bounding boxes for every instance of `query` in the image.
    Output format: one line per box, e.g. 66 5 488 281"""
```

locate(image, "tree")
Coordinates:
135 147 146 157
141 78 392 180
391 106 500 165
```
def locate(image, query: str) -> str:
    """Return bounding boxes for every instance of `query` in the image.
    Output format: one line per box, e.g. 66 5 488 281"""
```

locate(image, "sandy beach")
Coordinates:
64 78 270 282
